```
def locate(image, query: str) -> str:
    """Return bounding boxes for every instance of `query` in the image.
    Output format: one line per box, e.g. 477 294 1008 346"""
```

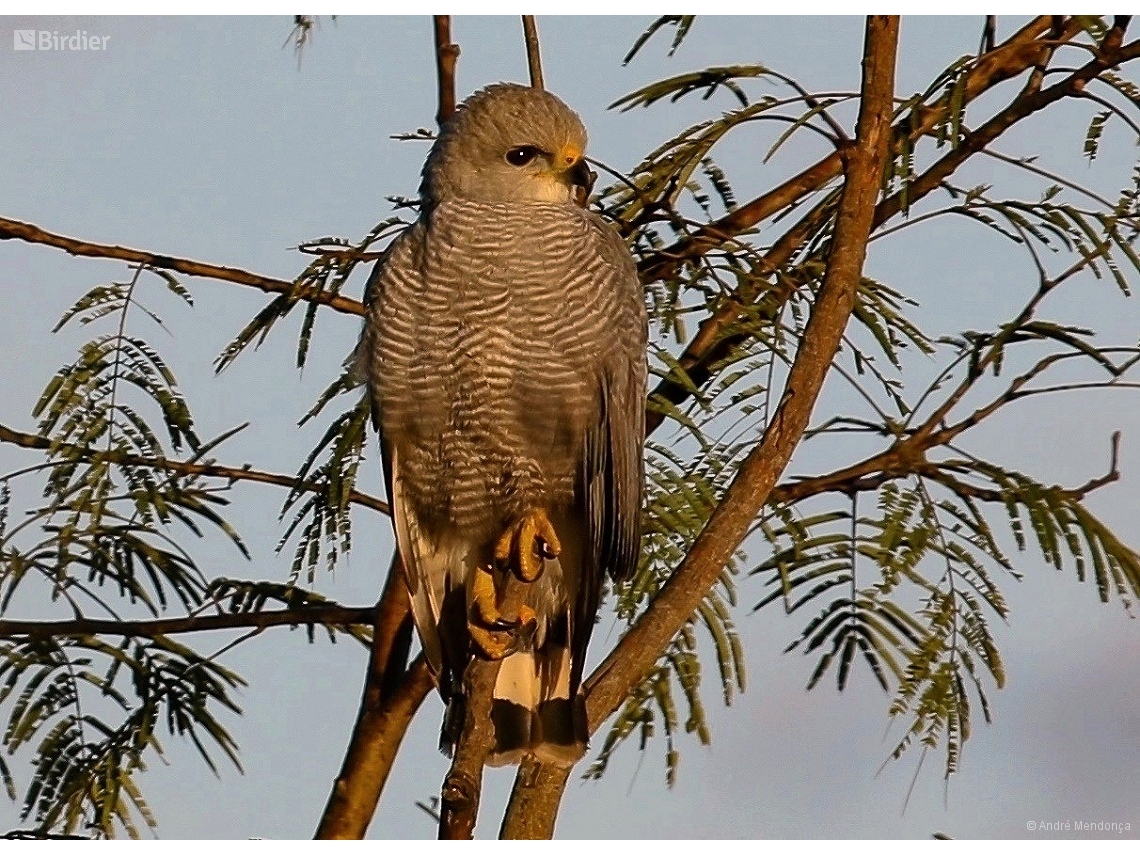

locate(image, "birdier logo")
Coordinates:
12 29 110 51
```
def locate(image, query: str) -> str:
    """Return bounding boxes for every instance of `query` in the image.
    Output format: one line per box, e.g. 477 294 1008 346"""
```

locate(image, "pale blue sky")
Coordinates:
1 15 1138 839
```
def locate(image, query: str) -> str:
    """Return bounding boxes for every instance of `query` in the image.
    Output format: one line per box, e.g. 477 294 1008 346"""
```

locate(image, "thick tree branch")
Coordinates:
0 216 364 317
315 562 433 839
436 659 497 839
0 604 375 640
501 15 900 838
499 758 569 840
0 421 390 515
437 575 530 839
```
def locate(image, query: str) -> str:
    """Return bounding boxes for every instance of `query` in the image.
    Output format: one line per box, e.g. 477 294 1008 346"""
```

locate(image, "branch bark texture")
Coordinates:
314 562 433 839
434 16 459 126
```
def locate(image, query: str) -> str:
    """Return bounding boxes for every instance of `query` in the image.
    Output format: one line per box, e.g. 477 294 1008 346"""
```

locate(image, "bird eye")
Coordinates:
505 146 540 167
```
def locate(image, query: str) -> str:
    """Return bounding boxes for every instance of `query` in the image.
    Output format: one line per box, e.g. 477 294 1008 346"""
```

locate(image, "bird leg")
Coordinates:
468 563 537 660
494 507 561 583
467 508 559 660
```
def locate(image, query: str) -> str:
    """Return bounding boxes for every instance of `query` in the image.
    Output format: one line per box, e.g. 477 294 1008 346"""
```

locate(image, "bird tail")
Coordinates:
438 644 587 766
486 642 587 767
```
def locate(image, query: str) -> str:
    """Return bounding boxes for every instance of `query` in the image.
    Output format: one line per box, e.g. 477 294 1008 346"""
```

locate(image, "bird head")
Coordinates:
420 83 593 206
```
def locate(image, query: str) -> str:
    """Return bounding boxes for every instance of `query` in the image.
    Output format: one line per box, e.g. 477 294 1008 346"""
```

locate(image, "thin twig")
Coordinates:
434 16 460 126
0 216 363 316
522 16 545 90
0 421 390 515
0 604 376 640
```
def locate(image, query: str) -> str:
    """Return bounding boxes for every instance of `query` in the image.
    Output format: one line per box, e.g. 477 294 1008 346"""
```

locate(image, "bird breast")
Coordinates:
374 200 619 543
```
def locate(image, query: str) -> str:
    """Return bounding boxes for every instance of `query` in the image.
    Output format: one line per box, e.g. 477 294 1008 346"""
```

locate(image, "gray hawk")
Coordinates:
358 83 646 765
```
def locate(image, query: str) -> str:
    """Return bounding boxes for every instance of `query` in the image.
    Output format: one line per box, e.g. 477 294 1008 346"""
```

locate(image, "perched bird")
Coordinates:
358 83 646 765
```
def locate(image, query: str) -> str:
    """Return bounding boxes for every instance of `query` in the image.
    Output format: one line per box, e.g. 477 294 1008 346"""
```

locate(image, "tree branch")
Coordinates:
437 658 498 839
522 16 545 90
501 14 900 838
434 16 460 126
638 15 1065 288
591 15 898 719
312 18 465 839
314 561 434 839
0 421 390 515
873 32 1140 230
0 604 375 640
438 574 530 839
499 758 570 839
0 216 364 317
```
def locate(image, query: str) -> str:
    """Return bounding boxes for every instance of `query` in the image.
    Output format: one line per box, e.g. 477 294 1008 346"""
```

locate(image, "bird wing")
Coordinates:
569 216 647 691
359 224 461 689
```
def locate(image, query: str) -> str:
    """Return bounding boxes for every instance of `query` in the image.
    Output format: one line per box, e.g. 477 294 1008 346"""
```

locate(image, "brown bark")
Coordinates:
522 16 545 90
499 14 900 838
314 561 433 839
436 660 497 839
499 757 570 839
437 574 531 838
434 16 460 126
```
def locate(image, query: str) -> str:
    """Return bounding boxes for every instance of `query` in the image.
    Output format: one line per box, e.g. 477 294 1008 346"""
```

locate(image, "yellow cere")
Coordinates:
555 144 582 169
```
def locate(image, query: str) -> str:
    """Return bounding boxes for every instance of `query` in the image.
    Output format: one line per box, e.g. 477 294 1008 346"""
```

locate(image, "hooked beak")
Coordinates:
553 144 596 207
554 144 594 188
568 158 594 192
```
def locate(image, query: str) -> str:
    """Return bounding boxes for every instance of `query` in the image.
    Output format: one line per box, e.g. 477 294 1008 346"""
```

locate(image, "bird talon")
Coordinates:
495 508 561 582
469 623 517 660
468 566 539 659
471 563 504 629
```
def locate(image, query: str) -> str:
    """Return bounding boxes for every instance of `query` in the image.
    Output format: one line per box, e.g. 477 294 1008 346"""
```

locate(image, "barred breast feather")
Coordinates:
366 200 638 543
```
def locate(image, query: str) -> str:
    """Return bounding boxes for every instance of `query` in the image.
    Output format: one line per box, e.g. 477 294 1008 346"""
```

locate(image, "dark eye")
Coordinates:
505 146 540 166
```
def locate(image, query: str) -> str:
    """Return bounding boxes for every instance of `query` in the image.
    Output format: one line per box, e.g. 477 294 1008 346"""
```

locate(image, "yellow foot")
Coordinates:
469 564 537 660
494 508 561 582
